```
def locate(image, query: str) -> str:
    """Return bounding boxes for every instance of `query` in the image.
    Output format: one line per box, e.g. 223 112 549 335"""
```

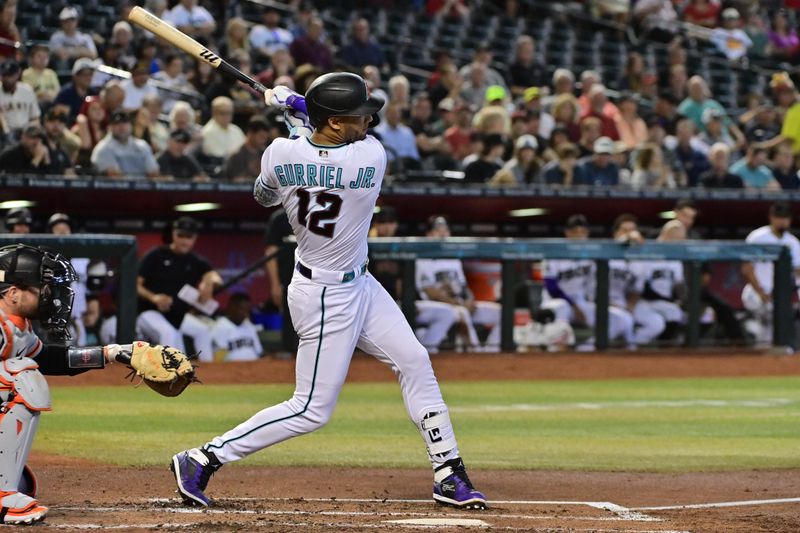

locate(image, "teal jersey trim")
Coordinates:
205 286 327 451
305 137 347 149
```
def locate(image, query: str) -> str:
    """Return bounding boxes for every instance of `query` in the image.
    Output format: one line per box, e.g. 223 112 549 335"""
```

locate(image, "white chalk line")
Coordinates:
633 496 800 511
40 522 689 533
58 505 651 522
451 398 794 413
145 496 645 506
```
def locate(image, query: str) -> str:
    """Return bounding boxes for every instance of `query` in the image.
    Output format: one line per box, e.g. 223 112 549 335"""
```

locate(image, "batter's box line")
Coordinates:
631 496 800 511
58 504 654 522
27 523 692 532
145 497 663 522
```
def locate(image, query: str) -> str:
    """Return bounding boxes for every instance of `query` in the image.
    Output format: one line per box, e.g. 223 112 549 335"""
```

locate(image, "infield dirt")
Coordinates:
35 350 800 532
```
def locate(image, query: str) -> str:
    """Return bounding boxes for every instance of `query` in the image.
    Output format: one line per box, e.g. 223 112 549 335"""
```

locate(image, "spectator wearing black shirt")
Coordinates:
341 18 384 69
223 116 273 181
699 143 744 188
136 217 222 361
771 141 800 189
0 125 56 174
264 208 298 354
673 118 709 187
743 103 781 143
652 92 681 136
53 58 97 123
157 129 207 180
507 35 545 98
42 109 74 176
463 133 505 183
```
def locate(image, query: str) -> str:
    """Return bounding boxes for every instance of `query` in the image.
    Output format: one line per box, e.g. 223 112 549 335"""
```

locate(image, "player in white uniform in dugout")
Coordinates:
171 74 487 510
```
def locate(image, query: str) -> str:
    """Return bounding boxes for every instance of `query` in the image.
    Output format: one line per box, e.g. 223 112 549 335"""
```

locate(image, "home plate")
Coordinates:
384 518 490 527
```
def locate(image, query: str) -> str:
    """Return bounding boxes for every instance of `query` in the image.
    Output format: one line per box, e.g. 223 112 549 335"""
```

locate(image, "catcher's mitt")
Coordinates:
126 341 197 397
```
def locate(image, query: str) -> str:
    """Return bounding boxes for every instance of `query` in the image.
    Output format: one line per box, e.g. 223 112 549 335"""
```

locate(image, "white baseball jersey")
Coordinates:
211 317 263 362
642 261 683 300
608 260 644 308
257 136 387 271
416 259 468 299
745 225 800 294
542 260 595 302
205 133 463 474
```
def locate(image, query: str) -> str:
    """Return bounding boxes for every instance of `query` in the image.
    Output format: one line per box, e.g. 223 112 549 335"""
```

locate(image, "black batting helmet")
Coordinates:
305 72 384 128
5 207 32 230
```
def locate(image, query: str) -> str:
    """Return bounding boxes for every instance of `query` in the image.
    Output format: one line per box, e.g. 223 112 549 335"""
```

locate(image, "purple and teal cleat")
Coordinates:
432 458 487 510
170 448 221 507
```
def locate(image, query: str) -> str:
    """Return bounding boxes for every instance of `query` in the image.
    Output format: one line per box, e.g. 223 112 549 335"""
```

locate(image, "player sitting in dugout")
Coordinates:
0 244 193 525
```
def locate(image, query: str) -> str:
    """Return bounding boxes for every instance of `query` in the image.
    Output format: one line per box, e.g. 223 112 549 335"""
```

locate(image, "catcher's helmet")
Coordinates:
0 244 78 338
305 72 384 128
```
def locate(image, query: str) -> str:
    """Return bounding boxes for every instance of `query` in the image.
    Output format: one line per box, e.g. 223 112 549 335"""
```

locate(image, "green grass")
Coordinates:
36 377 800 472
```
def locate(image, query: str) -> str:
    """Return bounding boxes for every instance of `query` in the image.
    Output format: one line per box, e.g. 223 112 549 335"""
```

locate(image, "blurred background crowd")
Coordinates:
1 0 800 188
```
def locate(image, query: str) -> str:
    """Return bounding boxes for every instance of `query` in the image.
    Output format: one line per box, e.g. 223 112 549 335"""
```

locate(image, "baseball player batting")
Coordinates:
170 73 487 510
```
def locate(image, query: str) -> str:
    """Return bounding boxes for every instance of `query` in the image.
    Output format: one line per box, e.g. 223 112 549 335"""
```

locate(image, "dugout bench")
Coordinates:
367 238 795 352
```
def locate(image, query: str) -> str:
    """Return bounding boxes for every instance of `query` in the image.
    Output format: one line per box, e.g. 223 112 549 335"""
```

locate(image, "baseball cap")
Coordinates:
45 107 69 123
170 129 191 143
174 216 200 235
373 206 397 223
565 214 588 229
425 215 449 233
524 86 541 103
47 213 72 231
72 57 97 75
722 7 740 20
485 85 507 103
0 59 20 76
770 201 792 218
437 97 455 112
22 124 44 139
59 6 79 20
593 136 615 154
515 134 538 151
702 108 724 124
109 110 130 124
5 208 32 226
246 115 271 133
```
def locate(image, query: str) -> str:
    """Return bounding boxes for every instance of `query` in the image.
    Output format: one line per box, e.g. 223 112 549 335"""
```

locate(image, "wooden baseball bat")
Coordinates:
127 6 268 94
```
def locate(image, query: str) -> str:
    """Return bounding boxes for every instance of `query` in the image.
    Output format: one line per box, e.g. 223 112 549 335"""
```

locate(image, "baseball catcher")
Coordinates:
0 244 194 525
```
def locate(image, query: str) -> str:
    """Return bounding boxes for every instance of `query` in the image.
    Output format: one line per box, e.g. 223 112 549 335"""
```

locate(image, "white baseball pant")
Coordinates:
631 301 666 344
203 270 460 468
136 311 214 362
741 284 772 343
645 300 684 324
541 299 635 344
415 300 458 353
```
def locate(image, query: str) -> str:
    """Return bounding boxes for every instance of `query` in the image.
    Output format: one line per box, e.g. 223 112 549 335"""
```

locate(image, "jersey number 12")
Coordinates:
296 189 342 238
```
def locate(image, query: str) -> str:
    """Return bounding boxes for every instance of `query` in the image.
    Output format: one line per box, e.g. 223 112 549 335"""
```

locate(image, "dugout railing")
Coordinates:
0 234 138 343
367 238 794 352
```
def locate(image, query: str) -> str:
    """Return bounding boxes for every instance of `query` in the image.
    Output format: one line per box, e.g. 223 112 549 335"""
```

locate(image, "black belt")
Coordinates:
296 261 368 283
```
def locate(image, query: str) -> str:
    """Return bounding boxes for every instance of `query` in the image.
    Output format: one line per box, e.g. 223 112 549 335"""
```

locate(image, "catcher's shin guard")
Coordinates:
0 360 50 496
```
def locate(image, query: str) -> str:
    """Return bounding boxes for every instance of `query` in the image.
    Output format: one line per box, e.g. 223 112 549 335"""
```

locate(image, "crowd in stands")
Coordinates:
0 0 798 189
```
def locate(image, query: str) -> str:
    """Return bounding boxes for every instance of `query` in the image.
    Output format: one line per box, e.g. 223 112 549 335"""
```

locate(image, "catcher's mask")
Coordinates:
0 244 78 338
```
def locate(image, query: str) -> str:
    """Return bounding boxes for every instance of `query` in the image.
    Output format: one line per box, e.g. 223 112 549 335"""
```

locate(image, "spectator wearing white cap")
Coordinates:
576 136 620 186
697 107 744 153
49 6 97 65
489 134 542 186
53 57 97 123
710 8 752 61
